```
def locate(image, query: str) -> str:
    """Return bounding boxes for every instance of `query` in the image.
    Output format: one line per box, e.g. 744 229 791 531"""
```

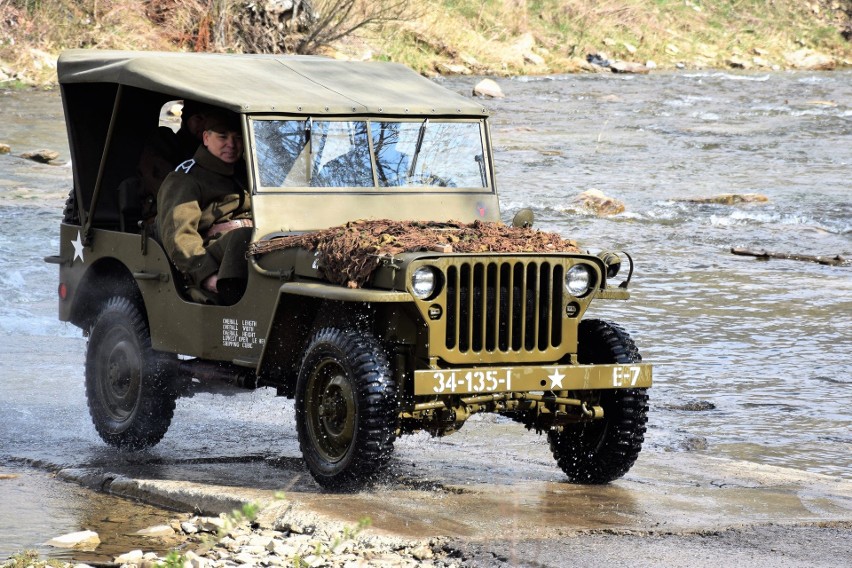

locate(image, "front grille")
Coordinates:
444 261 564 354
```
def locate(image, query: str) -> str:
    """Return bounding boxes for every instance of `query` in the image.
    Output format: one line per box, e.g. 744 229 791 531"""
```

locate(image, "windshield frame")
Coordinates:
247 115 494 195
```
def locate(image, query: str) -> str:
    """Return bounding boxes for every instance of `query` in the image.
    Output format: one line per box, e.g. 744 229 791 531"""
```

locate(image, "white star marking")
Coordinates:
548 368 566 390
71 231 85 263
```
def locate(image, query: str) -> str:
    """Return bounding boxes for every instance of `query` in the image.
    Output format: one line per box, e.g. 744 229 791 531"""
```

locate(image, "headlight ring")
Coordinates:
411 266 440 299
565 264 594 297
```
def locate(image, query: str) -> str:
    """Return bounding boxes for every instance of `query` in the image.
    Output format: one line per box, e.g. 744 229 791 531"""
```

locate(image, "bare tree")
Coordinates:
232 0 411 55
294 0 409 54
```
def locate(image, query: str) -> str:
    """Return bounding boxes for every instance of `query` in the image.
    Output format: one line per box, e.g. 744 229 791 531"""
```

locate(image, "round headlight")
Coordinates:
565 264 593 297
411 266 438 299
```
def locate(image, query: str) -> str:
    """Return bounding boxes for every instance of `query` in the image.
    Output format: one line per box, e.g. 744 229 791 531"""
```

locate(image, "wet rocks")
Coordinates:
571 189 626 216
141 513 452 568
21 149 60 164
681 193 769 205
135 524 176 537
662 400 717 412
609 60 650 74
0 143 11 155
44 530 101 550
473 78 504 98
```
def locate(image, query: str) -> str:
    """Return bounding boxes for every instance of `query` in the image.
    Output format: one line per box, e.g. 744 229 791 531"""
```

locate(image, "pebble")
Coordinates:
37 512 459 568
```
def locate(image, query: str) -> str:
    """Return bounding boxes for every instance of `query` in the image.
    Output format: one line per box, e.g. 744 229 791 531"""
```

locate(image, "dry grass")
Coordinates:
0 0 850 86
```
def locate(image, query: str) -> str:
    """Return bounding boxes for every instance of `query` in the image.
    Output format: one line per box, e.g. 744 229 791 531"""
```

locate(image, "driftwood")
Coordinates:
731 247 847 266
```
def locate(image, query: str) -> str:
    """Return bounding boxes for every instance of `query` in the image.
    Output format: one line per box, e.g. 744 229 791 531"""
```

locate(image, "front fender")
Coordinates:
256 281 413 395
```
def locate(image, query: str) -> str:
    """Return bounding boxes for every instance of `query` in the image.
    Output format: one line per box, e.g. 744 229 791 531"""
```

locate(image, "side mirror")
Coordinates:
512 208 534 228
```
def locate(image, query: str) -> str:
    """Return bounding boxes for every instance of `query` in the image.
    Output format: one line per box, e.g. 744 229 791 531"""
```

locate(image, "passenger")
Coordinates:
156 109 252 305
138 100 209 220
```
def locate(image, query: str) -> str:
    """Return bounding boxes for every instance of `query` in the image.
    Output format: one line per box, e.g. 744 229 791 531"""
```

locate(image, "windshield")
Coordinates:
252 119 488 190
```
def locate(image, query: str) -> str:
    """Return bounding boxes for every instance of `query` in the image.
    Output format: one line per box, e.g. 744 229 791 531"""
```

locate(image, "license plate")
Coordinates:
413 364 652 395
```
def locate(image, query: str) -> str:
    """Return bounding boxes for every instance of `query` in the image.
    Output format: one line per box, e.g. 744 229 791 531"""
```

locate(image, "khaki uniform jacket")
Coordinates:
157 146 251 284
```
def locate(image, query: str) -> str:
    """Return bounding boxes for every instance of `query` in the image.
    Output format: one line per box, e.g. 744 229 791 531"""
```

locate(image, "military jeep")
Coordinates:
47 50 651 490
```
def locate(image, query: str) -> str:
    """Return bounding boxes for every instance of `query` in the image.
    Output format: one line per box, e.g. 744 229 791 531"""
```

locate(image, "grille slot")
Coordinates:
445 260 564 354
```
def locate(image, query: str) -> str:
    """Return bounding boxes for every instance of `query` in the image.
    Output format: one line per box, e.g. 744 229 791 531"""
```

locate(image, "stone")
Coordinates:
136 524 176 537
459 52 479 67
21 149 59 163
473 78 504 98
572 189 625 216
586 53 610 67
181 521 199 534
682 193 769 205
45 530 101 549
184 551 209 568
114 550 145 564
411 544 434 560
0 143 10 154
609 61 650 74
726 56 752 69
523 51 545 66
785 49 835 70
435 62 470 75
197 515 227 532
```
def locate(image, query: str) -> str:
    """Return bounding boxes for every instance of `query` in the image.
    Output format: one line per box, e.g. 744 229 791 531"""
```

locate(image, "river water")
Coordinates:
1 70 850 557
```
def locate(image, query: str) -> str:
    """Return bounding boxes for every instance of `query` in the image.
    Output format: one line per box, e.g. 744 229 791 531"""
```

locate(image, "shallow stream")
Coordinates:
1 70 850 558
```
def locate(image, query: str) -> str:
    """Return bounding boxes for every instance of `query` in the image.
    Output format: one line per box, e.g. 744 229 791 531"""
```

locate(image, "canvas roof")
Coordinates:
57 50 489 117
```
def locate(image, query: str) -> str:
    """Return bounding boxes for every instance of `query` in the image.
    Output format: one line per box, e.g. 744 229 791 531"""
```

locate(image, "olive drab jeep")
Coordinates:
47 50 651 490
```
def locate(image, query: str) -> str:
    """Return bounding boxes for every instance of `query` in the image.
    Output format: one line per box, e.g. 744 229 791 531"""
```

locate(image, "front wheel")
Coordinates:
548 319 649 484
295 327 397 490
85 297 178 450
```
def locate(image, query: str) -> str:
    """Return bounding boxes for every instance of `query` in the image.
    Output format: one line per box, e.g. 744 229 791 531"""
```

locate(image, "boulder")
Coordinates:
572 189 625 216
21 149 59 163
0 143 11 155
785 49 835 70
609 61 650 74
473 78 504 98
435 62 471 75
682 193 769 205
45 530 101 549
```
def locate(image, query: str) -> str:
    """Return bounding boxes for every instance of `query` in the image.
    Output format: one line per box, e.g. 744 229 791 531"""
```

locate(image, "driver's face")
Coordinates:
203 129 243 164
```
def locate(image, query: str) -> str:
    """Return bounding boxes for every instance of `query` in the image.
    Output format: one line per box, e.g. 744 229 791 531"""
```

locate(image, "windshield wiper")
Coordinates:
407 118 428 178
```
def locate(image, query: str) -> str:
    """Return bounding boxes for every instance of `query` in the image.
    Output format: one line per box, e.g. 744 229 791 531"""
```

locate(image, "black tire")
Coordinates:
295 327 397 490
85 297 177 450
548 319 649 484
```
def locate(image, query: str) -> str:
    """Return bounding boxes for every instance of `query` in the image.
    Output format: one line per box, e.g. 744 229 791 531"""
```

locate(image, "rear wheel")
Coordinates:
548 319 649 483
85 297 177 450
295 327 397 490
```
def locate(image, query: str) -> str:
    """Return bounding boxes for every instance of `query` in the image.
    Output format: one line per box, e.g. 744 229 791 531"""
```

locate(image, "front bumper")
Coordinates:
413 362 652 396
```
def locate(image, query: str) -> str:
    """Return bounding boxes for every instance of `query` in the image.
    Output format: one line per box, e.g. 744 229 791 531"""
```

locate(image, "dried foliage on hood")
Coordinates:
249 219 581 287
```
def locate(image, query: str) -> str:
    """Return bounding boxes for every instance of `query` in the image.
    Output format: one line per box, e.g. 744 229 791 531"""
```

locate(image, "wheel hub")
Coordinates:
309 363 356 462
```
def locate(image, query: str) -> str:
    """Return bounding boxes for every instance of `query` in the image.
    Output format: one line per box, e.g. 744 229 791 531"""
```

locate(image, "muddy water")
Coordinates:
0 71 850 557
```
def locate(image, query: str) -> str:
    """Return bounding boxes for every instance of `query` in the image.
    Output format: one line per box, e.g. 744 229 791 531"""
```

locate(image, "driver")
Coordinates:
157 109 252 305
